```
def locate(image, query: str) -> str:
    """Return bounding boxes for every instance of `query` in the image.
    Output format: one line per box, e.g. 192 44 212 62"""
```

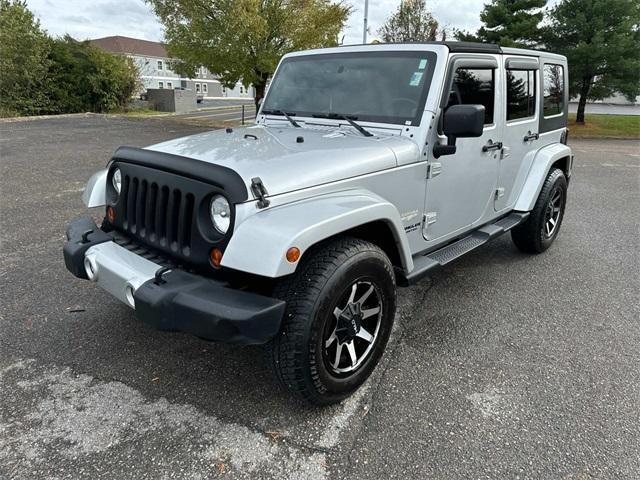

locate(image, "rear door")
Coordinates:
495 56 540 211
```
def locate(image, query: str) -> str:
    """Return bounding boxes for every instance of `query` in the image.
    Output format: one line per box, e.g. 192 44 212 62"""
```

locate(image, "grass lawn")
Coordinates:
569 114 640 139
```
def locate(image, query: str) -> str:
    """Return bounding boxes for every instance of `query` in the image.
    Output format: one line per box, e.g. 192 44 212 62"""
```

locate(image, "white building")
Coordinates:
90 36 253 99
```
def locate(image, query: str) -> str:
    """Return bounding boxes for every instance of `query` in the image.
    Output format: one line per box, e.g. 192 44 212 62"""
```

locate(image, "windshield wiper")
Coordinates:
311 113 373 137
261 109 300 128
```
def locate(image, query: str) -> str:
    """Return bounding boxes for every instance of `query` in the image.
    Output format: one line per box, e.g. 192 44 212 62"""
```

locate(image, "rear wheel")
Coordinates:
512 168 567 253
264 237 396 405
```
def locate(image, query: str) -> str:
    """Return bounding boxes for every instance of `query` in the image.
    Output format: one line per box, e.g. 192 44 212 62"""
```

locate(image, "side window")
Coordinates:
157 60 163 71
543 64 564 117
447 68 495 125
506 69 536 120
195 83 201 93
158 81 163 89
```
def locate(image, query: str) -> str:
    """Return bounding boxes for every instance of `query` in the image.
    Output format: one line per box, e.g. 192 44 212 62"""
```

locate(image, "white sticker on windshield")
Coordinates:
418 59 427 69
409 71 423 86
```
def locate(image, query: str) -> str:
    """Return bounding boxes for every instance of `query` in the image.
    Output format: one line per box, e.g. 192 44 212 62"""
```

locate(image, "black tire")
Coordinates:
511 168 567 253
264 236 396 405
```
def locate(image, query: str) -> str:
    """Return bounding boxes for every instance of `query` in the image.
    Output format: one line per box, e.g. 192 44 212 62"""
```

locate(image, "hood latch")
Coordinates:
251 177 270 209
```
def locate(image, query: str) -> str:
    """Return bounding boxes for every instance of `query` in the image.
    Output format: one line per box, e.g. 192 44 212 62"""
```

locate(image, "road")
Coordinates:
0 115 639 479
177 100 640 123
568 102 640 116
174 101 257 123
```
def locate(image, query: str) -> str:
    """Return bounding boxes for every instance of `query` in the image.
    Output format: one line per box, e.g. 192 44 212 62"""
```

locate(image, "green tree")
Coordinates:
0 0 52 116
456 0 547 47
146 0 351 107
544 0 640 124
48 36 139 113
378 0 440 43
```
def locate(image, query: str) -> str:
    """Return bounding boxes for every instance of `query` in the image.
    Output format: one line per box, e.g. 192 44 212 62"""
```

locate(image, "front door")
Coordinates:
423 57 502 242
495 56 540 211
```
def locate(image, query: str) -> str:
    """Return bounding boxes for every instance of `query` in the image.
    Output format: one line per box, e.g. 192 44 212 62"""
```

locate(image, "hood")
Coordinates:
145 124 419 198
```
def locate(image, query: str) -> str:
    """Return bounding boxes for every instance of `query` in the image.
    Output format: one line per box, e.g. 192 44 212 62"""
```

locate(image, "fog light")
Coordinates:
107 206 116 223
84 257 97 281
210 248 223 269
125 284 135 307
286 247 300 263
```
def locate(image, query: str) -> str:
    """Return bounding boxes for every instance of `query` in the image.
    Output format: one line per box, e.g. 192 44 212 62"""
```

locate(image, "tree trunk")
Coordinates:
253 81 266 112
576 76 592 124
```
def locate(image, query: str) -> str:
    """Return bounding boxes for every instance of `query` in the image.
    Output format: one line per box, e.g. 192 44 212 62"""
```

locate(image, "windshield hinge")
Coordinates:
427 162 442 178
250 177 270 209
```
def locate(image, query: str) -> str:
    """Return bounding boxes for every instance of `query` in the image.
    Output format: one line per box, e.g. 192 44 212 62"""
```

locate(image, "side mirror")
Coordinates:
433 104 485 158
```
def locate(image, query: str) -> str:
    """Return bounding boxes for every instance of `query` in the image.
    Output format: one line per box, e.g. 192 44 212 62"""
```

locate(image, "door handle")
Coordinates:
482 141 503 152
523 132 539 142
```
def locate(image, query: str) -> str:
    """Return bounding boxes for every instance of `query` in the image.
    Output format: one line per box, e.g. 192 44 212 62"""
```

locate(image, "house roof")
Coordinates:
90 36 169 58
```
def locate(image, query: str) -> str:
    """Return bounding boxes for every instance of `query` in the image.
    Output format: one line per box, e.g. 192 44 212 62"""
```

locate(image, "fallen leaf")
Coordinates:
266 430 283 441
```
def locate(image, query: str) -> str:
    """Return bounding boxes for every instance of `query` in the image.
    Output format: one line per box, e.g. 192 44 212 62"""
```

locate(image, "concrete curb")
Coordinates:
0 112 102 123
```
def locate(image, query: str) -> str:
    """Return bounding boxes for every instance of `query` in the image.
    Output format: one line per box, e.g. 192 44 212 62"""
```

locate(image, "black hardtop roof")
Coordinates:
341 41 503 54
427 41 502 54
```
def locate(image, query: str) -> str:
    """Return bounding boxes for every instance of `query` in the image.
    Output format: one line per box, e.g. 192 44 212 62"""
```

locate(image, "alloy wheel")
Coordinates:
543 188 563 238
323 281 383 375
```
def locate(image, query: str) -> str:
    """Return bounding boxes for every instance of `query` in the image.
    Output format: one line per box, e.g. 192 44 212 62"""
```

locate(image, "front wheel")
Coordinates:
264 237 396 405
511 168 568 253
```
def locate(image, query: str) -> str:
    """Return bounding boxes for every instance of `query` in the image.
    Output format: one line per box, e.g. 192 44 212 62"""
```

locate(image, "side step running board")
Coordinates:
400 212 529 286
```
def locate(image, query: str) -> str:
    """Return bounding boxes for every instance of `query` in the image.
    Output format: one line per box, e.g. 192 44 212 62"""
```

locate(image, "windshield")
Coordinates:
262 51 436 126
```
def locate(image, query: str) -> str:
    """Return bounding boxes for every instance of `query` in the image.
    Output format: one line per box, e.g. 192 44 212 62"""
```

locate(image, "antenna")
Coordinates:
362 0 369 44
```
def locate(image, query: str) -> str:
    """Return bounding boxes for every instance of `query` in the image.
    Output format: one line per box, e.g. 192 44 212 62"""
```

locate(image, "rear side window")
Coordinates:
543 64 564 117
447 68 495 125
507 69 536 120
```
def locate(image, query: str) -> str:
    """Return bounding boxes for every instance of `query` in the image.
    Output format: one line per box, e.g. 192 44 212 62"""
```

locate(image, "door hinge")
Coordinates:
427 162 442 178
423 212 437 228
495 187 505 199
501 146 511 159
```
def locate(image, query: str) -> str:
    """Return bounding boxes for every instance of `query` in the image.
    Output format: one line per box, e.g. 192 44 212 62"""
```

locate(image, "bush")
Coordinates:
0 0 52 116
0 1 139 117
48 36 139 114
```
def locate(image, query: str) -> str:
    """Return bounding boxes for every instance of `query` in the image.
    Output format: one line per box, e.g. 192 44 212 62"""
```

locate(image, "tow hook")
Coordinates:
154 267 172 285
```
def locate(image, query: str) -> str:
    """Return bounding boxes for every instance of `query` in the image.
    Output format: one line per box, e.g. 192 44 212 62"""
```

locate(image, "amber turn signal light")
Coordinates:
106 206 116 224
286 247 301 263
210 248 223 269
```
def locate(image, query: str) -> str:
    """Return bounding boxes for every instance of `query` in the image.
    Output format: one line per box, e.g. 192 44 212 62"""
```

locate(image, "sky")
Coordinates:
26 0 494 45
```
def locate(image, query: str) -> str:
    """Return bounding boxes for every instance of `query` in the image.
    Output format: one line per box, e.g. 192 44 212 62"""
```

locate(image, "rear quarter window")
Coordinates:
543 64 565 117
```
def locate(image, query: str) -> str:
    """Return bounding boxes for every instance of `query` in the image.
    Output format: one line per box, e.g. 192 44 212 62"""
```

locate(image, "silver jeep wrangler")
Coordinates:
64 42 573 404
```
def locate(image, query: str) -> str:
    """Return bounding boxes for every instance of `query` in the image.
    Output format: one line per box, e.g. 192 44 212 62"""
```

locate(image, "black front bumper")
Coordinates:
63 218 285 345
133 269 285 345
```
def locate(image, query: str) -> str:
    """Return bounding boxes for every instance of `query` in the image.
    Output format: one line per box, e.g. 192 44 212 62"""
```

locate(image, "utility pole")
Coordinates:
362 0 369 44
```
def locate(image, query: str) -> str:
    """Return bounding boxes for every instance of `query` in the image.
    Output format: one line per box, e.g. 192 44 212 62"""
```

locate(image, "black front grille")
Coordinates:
109 230 180 270
121 175 195 256
107 161 233 273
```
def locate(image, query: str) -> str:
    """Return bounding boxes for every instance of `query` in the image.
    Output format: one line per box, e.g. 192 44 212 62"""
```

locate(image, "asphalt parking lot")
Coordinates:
1 115 638 479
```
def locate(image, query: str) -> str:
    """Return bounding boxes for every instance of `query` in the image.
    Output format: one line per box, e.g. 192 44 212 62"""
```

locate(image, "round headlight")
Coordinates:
112 168 122 194
210 195 231 234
